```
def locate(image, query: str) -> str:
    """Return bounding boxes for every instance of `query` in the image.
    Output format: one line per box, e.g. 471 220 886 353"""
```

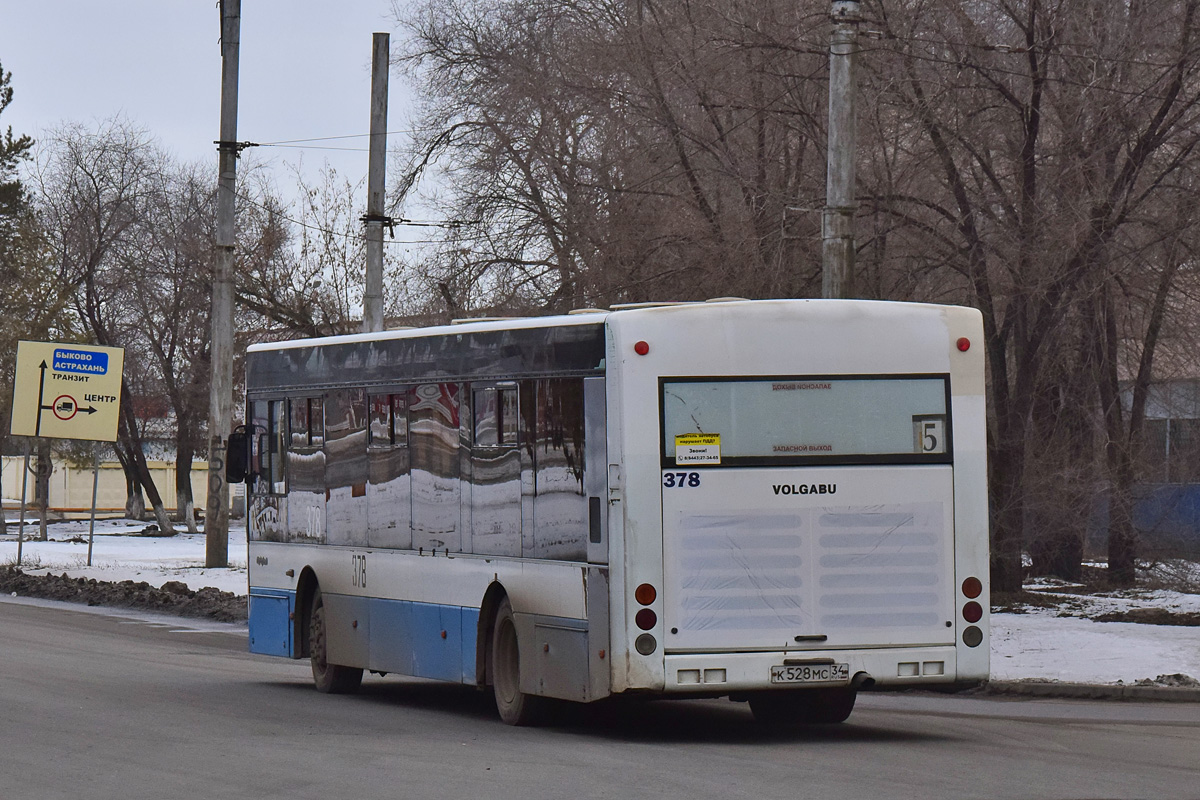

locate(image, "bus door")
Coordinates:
247 399 286 541
659 376 957 653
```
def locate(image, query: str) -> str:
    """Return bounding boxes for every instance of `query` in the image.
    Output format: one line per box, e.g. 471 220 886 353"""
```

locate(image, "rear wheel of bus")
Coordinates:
490 596 547 726
748 687 856 725
309 588 363 694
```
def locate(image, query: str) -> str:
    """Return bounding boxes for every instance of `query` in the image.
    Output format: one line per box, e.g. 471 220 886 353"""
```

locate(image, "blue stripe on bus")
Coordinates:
249 588 296 658
370 598 478 684
246 590 482 686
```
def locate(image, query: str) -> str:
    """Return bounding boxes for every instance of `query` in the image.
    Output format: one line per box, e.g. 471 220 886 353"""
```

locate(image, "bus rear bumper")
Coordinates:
662 646 976 694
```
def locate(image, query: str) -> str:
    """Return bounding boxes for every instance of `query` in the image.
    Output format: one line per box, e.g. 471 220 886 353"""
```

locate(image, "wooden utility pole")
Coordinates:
362 32 390 334
205 0 241 568
822 0 861 299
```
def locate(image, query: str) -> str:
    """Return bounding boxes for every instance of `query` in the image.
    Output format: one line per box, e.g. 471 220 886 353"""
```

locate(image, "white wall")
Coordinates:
0 456 241 517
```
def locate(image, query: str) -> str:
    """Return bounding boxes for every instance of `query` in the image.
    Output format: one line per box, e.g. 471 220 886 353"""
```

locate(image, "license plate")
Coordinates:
770 663 850 684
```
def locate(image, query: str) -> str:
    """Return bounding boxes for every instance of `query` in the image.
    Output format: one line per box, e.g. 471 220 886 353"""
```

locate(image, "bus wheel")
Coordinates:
309 589 363 694
748 688 856 725
490 596 546 726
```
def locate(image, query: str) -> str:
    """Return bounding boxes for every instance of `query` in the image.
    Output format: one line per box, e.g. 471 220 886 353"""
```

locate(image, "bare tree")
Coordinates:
236 165 375 337
117 162 219 532
396 0 834 313
392 0 1200 590
31 118 177 533
864 0 1200 589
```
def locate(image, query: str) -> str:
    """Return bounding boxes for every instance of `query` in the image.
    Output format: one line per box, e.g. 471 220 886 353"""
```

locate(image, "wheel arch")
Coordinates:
476 581 509 686
294 566 320 659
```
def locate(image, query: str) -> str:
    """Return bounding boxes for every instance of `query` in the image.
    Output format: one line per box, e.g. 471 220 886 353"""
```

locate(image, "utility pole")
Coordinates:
362 32 390 334
822 0 861 299
205 0 241 568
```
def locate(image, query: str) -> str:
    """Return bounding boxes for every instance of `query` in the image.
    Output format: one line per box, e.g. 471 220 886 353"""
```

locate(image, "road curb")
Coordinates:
984 680 1200 702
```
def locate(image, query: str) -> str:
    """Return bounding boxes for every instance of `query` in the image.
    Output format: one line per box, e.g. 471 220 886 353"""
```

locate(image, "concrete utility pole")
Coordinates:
205 0 241 568
362 32 390 334
822 0 861 299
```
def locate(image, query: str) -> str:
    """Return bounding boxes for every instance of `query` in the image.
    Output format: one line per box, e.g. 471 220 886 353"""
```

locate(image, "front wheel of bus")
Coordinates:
490 597 547 726
309 589 363 694
748 688 856 725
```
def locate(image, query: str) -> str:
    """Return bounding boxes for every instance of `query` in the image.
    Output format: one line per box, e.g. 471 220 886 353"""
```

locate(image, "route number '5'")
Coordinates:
913 416 946 454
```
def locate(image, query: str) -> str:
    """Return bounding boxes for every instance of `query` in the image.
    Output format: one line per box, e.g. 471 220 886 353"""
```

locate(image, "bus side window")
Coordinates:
249 400 269 491
248 399 286 495
369 393 393 445
393 392 408 445
531 378 586 561
268 400 285 493
368 392 409 447
499 388 518 446
289 396 326 449
474 388 498 447
309 397 325 447
290 398 309 447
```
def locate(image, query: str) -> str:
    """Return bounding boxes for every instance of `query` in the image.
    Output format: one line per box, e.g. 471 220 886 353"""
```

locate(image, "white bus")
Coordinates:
233 299 989 725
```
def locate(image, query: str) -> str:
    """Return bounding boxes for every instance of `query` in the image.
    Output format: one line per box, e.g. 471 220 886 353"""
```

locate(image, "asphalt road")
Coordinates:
1 597 1198 800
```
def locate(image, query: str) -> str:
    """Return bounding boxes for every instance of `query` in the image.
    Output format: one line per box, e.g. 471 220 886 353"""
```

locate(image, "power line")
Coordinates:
223 129 419 155
867 40 1196 100
257 130 417 145
875 30 1199 72
235 189 455 245
264 144 370 152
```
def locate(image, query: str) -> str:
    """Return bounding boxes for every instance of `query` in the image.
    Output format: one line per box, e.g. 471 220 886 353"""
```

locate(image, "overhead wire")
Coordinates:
862 30 1200 99
234 188 453 246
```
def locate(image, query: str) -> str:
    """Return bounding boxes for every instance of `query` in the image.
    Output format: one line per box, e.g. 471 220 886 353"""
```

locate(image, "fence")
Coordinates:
0 456 242 519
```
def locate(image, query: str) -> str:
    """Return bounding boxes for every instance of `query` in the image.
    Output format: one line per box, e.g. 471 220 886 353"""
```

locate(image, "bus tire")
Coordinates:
748 687 856 725
490 596 546 726
309 588 363 694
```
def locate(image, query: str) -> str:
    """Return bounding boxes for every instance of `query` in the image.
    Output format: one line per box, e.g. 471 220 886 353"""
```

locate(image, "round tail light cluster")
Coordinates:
961 575 984 647
634 583 658 655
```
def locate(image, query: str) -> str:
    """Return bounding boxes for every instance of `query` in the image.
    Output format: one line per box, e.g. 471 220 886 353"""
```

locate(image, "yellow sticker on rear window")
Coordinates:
675 433 721 464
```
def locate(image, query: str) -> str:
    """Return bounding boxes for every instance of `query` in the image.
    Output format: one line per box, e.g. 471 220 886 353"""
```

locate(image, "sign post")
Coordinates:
9 341 125 565
16 440 29 567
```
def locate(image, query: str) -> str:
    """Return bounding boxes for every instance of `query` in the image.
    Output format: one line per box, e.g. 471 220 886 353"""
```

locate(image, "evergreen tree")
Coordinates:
0 58 34 247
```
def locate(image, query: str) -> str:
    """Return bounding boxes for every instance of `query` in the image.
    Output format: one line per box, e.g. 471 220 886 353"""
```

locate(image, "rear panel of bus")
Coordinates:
604 300 989 695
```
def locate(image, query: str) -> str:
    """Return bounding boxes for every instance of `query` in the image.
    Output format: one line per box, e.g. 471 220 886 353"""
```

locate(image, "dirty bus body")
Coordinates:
239 299 989 725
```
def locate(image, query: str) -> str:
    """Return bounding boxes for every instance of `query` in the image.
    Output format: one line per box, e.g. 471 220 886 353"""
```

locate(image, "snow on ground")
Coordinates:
3 514 1200 686
1 515 248 595
991 612 1200 684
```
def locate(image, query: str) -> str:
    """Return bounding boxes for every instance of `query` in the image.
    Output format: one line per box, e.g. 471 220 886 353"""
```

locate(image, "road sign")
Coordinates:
9 341 126 442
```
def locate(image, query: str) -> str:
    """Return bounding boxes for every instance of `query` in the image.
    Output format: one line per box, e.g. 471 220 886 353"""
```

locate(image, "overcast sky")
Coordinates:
0 0 413 193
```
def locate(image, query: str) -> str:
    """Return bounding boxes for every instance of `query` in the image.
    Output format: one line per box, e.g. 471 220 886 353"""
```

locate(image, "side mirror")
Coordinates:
226 429 249 484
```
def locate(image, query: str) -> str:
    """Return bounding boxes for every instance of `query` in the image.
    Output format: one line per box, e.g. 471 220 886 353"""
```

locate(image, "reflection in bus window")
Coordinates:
369 393 391 444
410 383 462 552
290 398 309 447
367 389 412 549
531 378 586 561
325 388 368 547
250 399 285 495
